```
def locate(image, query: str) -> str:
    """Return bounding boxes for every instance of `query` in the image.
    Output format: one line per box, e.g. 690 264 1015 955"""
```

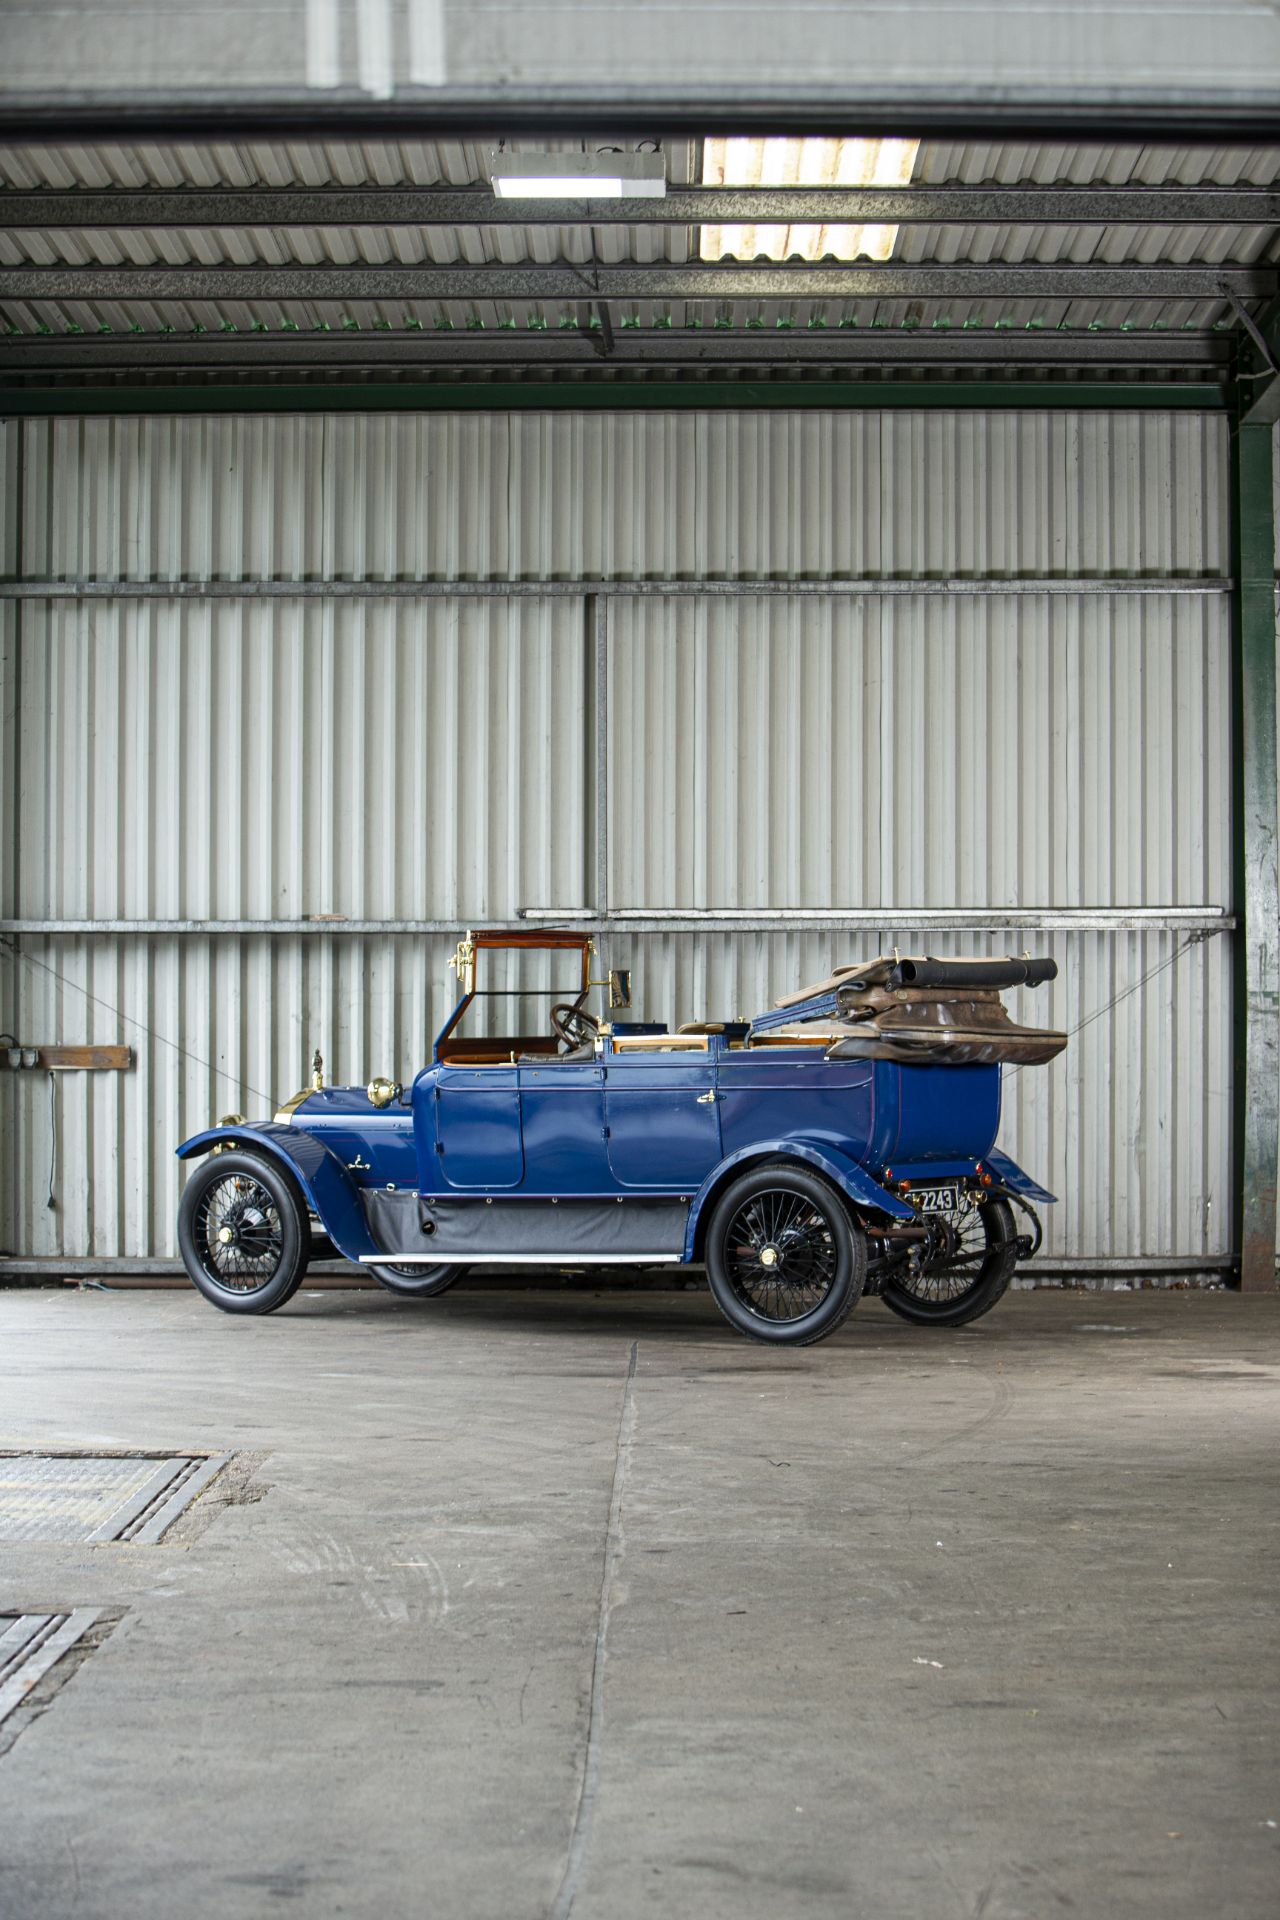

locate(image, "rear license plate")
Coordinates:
914 1185 959 1213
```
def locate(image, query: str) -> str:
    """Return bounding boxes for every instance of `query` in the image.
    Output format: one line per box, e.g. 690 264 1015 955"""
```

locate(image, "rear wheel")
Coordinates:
177 1150 310 1315
881 1195 1018 1328
367 1262 468 1298
704 1164 865 1346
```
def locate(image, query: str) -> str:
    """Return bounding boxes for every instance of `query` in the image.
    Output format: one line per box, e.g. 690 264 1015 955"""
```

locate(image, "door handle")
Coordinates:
696 1090 719 1104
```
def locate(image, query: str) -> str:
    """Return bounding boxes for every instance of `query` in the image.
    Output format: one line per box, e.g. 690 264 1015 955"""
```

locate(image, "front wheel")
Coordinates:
704 1164 865 1346
178 1150 310 1314
367 1262 468 1298
881 1196 1018 1328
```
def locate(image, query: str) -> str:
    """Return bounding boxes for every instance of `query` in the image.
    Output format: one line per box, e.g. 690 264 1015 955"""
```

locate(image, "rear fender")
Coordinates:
684 1137 915 1261
176 1124 379 1263
985 1148 1056 1205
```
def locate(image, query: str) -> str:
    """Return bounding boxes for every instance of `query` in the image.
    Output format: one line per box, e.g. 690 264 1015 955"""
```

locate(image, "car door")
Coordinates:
603 1050 722 1189
517 1058 610 1191
432 1065 525 1190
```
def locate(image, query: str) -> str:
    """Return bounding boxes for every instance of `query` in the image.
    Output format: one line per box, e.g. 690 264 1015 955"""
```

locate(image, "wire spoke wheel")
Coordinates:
723 1186 839 1323
895 1197 990 1305
194 1172 285 1291
882 1194 1019 1328
705 1164 864 1345
179 1150 310 1314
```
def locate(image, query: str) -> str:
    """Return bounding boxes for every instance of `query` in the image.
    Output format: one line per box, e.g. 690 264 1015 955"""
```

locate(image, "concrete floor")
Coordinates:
0 1282 1277 1920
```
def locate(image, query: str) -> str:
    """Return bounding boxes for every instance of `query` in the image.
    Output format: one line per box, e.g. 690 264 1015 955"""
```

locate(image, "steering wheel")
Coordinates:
551 1001 600 1049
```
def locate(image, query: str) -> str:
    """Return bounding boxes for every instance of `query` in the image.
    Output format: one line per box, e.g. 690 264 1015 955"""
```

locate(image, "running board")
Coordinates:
358 1251 683 1266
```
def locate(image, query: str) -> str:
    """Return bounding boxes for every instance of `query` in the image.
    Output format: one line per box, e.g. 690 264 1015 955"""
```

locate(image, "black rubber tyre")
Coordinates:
703 1163 866 1346
367 1262 468 1298
882 1196 1019 1328
177 1150 310 1315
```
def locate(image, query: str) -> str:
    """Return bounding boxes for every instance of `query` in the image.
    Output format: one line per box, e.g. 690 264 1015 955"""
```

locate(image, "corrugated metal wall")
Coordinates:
12 596 590 921
608 592 1227 910
0 411 1234 1269
22 413 1226 580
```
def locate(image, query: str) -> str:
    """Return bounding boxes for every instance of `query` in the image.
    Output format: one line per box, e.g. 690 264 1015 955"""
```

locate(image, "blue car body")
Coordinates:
177 931 1059 1280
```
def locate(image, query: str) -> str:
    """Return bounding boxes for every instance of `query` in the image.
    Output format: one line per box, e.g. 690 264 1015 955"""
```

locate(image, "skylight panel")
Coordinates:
699 135 921 263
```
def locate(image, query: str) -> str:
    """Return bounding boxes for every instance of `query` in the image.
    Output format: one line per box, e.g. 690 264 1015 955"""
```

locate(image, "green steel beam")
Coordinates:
0 379 1228 418
1239 298 1280 425
1242 372 1280 426
1 90 1279 148
1235 295 1280 424
1229 419 1280 1290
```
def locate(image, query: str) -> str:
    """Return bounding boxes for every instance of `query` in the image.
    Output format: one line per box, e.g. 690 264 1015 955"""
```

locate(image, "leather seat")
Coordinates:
517 1040 597 1066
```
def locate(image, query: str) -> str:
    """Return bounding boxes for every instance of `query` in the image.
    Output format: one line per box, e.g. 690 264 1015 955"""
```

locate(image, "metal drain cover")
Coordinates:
0 1610 101 1730
0 1454 229 1544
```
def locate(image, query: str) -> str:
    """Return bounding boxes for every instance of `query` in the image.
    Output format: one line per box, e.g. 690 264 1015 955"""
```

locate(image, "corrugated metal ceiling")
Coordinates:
1 137 1277 348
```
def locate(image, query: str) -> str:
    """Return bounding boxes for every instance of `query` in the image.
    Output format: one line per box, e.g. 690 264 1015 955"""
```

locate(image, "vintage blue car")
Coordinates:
175 930 1066 1345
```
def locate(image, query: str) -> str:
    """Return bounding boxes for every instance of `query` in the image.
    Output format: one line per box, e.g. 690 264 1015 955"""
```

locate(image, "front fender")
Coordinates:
176 1124 380 1263
683 1136 915 1261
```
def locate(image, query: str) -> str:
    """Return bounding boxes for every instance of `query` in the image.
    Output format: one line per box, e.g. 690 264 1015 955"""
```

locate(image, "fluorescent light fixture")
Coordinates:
700 135 920 262
488 150 667 200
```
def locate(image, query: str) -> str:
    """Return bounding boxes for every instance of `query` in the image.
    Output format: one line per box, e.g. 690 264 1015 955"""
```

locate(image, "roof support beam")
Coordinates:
0 379 1229 417
5 186 1280 229
1 89 1280 146
2 265 1273 304
0 332 1234 375
1228 419 1280 1290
